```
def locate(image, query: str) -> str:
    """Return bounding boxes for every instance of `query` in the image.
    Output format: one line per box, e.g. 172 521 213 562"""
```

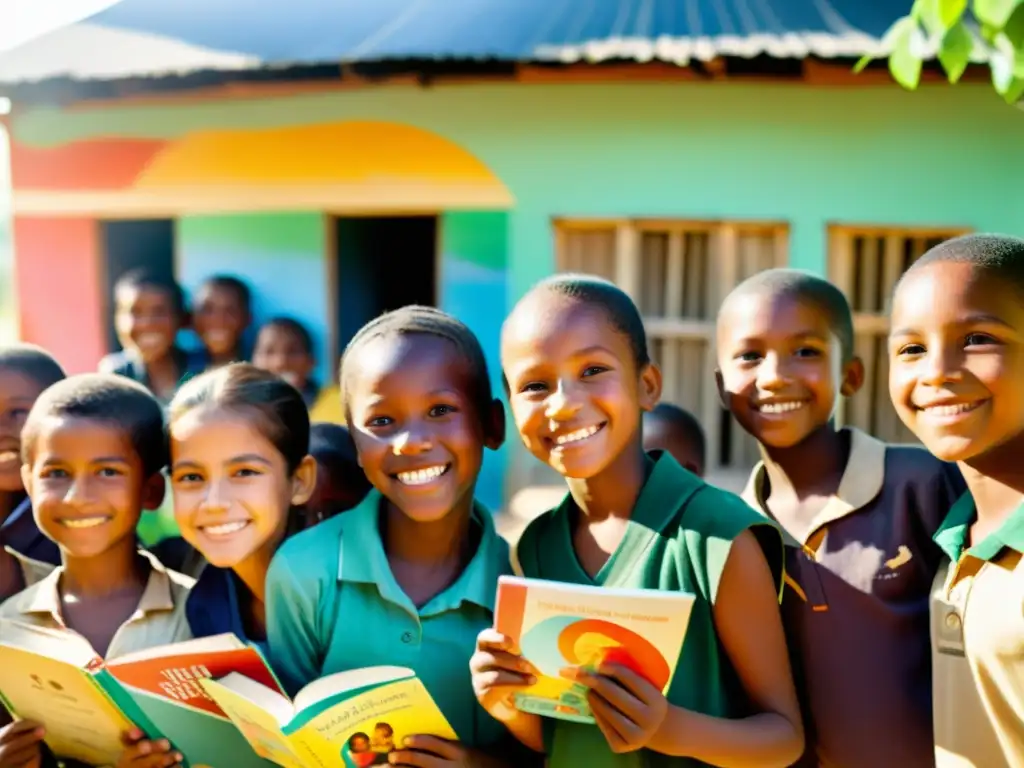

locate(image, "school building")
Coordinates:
1 0 1023 510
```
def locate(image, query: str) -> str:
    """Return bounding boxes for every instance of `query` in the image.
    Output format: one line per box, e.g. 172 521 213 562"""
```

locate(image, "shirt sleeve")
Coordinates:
265 549 326 696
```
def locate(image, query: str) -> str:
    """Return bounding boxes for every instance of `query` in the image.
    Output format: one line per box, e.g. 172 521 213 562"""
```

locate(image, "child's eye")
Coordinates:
233 467 262 478
41 468 68 479
581 366 608 378
965 332 998 347
176 472 203 484
520 382 547 394
794 347 821 358
737 351 761 363
97 467 123 478
367 416 393 428
896 343 926 357
428 405 457 418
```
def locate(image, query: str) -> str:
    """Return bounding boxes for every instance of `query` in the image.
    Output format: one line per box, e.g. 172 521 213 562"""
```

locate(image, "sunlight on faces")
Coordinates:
169 407 314 569
22 417 161 559
346 334 497 524
501 293 660 479
114 285 179 364
888 262 1024 463
252 326 314 391
0 370 45 492
194 285 248 358
716 292 862 449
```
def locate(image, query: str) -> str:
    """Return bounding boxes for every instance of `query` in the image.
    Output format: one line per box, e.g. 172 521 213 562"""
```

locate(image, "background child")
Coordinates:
716 268 965 767
266 306 525 767
0 374 193 768
475 274 803 768
0 344 66 602
888 234 1024 767
99 268 198 403
192 275 252 370
642 402 706 477
296 422 371 531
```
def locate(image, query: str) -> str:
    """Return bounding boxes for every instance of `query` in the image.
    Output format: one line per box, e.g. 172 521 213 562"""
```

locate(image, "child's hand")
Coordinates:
116 728 182 768
568 662 669 754
0 719 45 768
387 736 488 768
469 629 538 720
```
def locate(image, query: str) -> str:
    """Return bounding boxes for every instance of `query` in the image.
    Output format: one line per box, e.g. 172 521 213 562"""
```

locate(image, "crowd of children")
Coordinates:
0 233 1020 768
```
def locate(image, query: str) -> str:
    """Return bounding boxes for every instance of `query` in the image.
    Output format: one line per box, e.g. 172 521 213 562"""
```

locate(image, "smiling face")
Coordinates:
23 416 160 558
502 292 660 480
252 325 314 390
0 370 47 493
170 407 314 569
346 334 499 524
716 291 862 449
114 285 181 364
194 284 249 359
889 261 1024 465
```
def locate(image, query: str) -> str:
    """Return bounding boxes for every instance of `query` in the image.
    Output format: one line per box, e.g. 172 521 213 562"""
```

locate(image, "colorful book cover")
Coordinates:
494 575 696 723
201 666 457 768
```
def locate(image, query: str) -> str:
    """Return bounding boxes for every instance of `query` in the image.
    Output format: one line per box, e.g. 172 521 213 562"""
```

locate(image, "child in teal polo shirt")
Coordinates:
471 275 804 768
266 307 530 767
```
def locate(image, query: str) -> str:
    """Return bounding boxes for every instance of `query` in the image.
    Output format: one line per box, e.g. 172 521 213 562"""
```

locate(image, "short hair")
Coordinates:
114 268 186 317
22 373 166 476
309 422 371 497
339 306 493 416
645 402 706 466
198 274 251 314
718 268 855 361
0 343 66 391
257 317 314 356
899 233 1024 295
530 273 649 368
169 363 309 474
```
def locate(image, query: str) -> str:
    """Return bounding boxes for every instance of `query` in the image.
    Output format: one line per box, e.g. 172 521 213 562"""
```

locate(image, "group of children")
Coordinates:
0 232 1019 768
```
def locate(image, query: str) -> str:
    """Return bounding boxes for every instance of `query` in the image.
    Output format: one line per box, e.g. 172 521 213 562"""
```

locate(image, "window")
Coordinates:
828 225 968 443
554 218 789 478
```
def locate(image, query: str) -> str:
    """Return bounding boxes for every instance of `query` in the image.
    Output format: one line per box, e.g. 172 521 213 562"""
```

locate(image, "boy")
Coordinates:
0 344 66 603
643 402 706 477
888 234 1024 767
716 268 965 768
99 268 199 404
298 422 371 530
192 275 252 370
0 374 193 767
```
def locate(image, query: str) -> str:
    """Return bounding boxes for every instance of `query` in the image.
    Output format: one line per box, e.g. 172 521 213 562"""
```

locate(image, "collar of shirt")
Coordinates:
185 564 256 642
934 493 1024 565
1 496 60 565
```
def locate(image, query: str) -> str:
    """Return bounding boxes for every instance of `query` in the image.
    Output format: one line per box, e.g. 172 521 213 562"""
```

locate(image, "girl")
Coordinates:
470 274 804 768
266 306 534 768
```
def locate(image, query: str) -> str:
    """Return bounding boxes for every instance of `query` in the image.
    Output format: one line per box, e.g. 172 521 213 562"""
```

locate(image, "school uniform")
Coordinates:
99 347 202 404
931 495 1024 768
513 451 785 768
266 490 513 751
741 427 966 768
185 562 265 650
1 496 60 595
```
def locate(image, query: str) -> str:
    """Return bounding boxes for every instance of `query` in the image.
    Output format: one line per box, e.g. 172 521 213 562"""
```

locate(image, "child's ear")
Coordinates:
142 472 166 511
290 455 318 506
840 356 866 398
484 398 506 451
638 362 662 412
714 368 728 409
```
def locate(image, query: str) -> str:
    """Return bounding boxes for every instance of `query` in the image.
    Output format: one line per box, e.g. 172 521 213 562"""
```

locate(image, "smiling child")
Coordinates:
192 275 252 370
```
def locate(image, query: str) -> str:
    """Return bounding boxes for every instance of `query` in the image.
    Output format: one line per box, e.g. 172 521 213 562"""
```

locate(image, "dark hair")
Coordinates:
257 317 314 356
339 305 493 416
0 343 67 391
645 403 706 467
374 723 394 736
349 733 369 746
532 273 650 368
168 363 309 473
114 268 187 317
22 373 166 476
899 233 1024 296
719 268 855 361
198 274 251 314
309 422 371 495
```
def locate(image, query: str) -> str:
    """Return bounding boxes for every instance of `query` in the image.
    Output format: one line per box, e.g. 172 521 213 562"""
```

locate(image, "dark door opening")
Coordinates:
100 219 176 353
333 216 437 354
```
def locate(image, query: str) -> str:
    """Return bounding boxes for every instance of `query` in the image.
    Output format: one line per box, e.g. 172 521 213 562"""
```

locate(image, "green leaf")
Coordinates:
1000 75 1024 102
1003 4 1024 47
939 21 974 81
889 18 926 89
853 53 874 73
940 0 970 26
973 0 1024 28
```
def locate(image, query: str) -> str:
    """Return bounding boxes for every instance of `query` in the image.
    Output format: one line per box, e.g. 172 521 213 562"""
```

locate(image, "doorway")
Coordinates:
333 216 438 353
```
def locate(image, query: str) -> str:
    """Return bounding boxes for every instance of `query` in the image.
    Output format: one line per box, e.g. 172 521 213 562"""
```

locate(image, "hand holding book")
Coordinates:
565 663 669 753
0 718 45 768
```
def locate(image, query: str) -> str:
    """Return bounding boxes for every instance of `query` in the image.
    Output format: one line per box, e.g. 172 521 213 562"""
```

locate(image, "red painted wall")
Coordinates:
13 217 106 373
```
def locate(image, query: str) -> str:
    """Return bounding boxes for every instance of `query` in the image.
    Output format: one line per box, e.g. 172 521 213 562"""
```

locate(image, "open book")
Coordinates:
201 666 456 768
494 575 695 723
0 624 279 767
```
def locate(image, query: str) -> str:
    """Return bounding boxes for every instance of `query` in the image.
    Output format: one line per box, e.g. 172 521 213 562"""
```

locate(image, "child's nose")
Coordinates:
392 427 433 455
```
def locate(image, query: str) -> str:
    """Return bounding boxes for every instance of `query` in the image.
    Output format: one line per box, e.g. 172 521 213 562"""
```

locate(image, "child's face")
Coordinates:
169 407 314 569
114 285 180 364
501 293 660 479
252 326 314 390
642 416 703 476
716 292 862 449
0 370 46 493
889 261 1024 464
346 334 500 524
22 417 159 558
350 736 369 753
193 285 248 358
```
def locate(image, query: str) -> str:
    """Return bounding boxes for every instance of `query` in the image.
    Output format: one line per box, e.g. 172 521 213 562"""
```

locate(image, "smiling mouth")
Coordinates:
553 423 605 447
755 400 808 415
395 464 451 486
200 520 252 537
0 449 18 465
917 401 986 418
134 332 167 348
60 516 112 529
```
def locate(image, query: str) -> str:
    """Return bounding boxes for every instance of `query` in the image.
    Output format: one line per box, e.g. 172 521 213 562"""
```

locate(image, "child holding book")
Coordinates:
266 307 528 767
472 274 803 767
716 268 965 768
888 234 1024 767
0 374 194 768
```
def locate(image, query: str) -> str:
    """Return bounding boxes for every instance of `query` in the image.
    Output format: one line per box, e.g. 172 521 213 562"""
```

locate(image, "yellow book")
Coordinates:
200 666 455 768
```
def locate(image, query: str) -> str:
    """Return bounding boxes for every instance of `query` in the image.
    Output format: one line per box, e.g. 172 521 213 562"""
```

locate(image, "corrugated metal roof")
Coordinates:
0 0 979 86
